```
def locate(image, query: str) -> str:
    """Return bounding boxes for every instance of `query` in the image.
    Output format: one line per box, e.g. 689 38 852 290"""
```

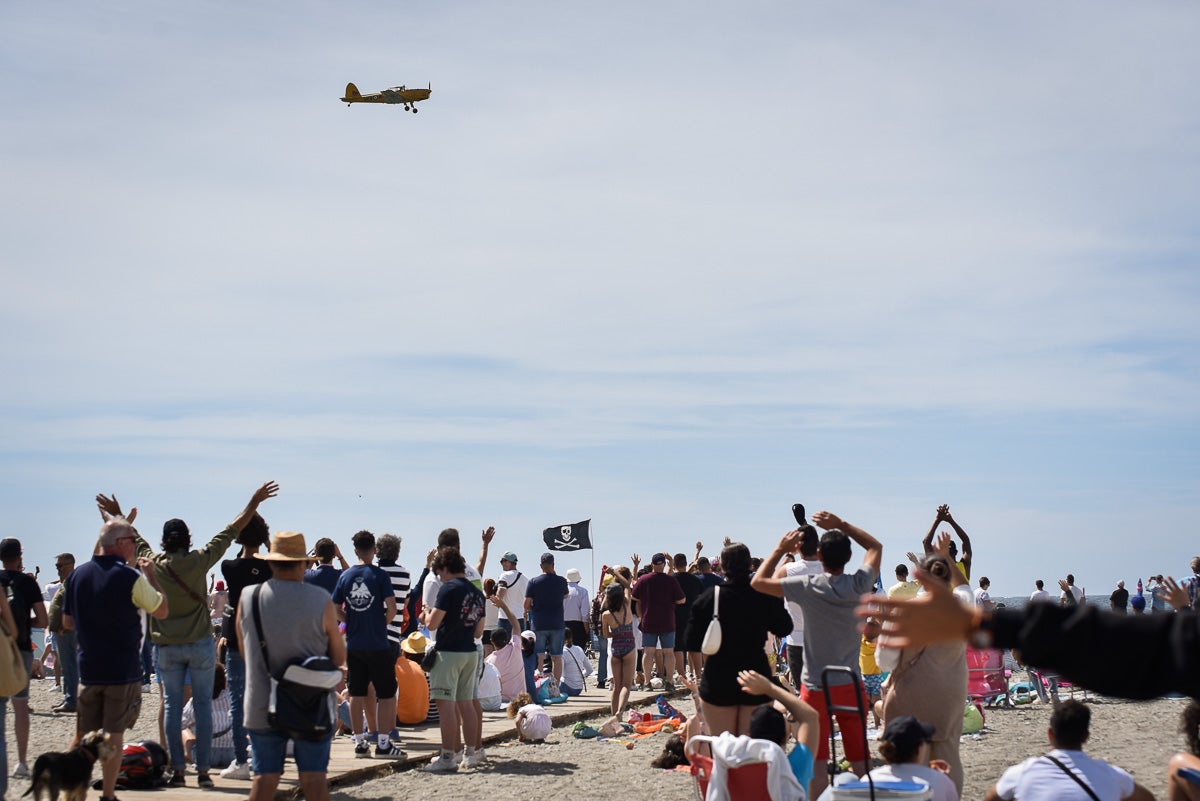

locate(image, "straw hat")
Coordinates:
401 631 429 655
255 531 313 563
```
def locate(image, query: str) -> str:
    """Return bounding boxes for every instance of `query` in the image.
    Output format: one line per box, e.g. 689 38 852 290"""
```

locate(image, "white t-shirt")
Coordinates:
974 587 992 608
497 568 529 621
1060 585 1085 605
783 559 824 639
561 644 593 690
994 749 1135 801
1030 589 1052 602
477 661 501 701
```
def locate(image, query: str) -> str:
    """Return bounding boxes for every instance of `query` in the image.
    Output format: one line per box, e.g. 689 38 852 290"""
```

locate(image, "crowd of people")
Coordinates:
3 490 1199 801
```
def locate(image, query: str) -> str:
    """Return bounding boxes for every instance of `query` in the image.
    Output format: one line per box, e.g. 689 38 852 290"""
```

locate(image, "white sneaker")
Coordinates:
142 683 152 693
423 753 458 773
219 760 251 780
13 763 30 779
464 747 487 768
453 748 464 766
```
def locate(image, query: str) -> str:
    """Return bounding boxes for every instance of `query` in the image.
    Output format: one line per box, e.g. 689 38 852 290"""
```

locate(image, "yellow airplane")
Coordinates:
341 82 432 113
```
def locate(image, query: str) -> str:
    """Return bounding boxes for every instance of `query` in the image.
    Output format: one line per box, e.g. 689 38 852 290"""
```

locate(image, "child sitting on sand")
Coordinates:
507 692 552 743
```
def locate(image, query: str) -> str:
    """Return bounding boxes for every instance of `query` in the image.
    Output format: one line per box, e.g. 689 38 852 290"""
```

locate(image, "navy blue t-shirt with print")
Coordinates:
525 573 568 632
332 564 393 650
435 577 485 653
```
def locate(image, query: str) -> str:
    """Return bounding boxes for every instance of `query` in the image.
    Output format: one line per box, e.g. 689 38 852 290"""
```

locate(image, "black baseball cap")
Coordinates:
880 716 935 753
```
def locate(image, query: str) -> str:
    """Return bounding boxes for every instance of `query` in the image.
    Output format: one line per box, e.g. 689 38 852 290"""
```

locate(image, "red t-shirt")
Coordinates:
631 571 684 634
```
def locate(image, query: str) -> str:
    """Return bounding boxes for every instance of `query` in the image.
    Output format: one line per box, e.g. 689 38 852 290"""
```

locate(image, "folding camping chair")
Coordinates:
821 666 876 800
687 735 774 801
966 646 1011 708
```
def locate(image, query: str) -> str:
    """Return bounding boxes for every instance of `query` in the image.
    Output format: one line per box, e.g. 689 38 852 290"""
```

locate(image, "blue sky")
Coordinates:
2 2 1198 599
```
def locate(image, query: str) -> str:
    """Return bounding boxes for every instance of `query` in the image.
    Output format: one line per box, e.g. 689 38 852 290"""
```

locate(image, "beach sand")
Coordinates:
9 677 1190 800
333 691 1192 801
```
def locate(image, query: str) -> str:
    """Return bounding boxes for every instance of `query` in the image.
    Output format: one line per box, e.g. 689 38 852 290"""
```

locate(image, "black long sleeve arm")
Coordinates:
992 602 1200 700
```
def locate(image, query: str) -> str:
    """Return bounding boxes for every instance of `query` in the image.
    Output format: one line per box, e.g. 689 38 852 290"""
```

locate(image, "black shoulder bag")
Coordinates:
250 585 341 741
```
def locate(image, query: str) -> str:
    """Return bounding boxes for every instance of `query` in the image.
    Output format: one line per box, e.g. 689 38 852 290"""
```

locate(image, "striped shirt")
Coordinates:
378 560 411 644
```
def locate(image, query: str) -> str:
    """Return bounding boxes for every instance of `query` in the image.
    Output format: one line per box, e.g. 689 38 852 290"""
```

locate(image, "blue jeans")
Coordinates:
159 638 216 772
225 650 248 764
57 630 79 708
248 729 331 775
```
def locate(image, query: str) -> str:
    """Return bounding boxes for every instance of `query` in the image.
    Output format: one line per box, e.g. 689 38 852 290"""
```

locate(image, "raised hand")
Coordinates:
137 557 157 579
936 504 950 522
96 493 136 522
481 526 496 544
1163 576 1190 610
859 568 974 649
631 553 641 569
737 669 773 696
425 548 437 568
249 481 280 507
933 531 953 559
906 551 921 566
811 511 846 531
695 541 703 553
777 529 803 554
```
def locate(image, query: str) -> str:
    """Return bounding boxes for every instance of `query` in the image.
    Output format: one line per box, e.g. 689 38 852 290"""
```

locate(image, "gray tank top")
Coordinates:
239 579 332 731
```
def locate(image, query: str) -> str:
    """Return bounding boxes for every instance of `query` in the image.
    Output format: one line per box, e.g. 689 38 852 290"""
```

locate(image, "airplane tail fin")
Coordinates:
344 82 362 100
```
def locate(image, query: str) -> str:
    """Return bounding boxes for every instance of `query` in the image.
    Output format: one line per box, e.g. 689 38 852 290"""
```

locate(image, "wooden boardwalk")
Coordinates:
148 684 665 800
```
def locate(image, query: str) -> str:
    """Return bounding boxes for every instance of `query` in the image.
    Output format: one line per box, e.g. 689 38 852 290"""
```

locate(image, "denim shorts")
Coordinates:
641 630 676 650
248 729 332 775
534 629 565 657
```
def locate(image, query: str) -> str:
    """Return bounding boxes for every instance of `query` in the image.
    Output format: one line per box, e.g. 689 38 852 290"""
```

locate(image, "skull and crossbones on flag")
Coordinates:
541 519 592 552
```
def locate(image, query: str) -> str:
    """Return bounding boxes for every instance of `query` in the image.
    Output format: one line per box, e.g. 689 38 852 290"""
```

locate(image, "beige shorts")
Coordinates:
78 682 142 734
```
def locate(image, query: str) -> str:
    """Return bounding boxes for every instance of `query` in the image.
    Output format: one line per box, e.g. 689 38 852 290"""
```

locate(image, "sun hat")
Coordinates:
566 568 582 583
401 631 429 655
255 531 313 562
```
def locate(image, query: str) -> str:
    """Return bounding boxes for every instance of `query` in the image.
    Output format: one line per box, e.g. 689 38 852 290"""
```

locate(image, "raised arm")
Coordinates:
813 510 882 578
228 481 280 533
942 507 972 572
922 504 948 554
751 530 804 598
862 568 1200 700
477 526 495 576
332 542 350 571
933 532 966 590
490 593 523 634
738 670 821 759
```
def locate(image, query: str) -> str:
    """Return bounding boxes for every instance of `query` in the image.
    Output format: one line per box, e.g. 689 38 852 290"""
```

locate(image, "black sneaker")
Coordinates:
354 741 371 758
167 771 186 787
196 772 214 788
375 741 405 758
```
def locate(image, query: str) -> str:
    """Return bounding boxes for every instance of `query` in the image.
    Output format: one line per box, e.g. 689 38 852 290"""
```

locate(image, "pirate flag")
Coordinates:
542 519 592 551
